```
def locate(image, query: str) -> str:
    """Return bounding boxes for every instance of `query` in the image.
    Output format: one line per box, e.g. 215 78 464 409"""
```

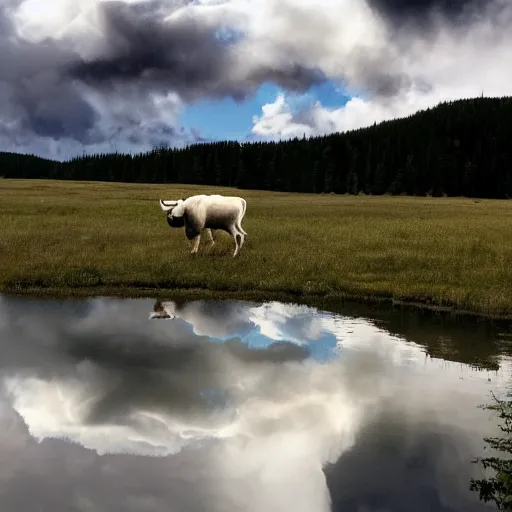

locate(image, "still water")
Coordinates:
0 294 511 511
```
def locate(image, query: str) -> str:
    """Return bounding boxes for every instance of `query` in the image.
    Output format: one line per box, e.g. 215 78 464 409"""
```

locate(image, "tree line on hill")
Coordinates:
2 96 512 199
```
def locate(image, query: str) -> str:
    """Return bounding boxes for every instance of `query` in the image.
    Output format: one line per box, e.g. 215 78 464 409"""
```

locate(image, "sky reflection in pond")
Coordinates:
0 294 510 511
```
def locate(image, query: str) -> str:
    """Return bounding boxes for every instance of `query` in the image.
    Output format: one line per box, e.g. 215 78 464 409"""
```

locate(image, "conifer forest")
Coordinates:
2 96 512 199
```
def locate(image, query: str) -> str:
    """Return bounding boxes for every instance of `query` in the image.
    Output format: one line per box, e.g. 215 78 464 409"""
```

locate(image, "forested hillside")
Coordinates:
0 152 56 180
2 96 512 198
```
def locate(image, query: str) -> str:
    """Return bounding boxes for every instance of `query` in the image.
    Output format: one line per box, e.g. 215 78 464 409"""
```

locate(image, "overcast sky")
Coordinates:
1 0 511 160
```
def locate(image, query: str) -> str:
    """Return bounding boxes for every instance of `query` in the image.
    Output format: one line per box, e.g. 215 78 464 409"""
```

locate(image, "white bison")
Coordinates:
159 194 248 256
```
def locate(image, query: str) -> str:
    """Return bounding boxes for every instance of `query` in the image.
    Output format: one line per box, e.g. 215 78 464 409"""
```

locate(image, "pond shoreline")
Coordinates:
3 284 512 324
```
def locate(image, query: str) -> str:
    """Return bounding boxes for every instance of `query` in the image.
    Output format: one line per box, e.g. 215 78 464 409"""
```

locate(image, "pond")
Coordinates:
0 294 511 511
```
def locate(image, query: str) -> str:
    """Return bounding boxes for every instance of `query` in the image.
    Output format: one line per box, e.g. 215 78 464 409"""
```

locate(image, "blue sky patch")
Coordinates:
179 80 351 142
171 314 340 364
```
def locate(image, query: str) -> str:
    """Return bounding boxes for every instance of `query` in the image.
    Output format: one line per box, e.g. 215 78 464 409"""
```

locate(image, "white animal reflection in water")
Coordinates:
0 296 507 512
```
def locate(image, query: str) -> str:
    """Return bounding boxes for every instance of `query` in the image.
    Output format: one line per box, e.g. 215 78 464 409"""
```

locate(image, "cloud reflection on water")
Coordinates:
0 294 508 511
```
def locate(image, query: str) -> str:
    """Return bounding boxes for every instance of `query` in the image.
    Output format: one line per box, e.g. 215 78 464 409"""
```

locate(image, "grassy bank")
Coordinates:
1 179 512 318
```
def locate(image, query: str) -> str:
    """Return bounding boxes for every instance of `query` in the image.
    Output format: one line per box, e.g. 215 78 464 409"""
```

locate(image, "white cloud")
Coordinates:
251 92 435 139
251 93 312 139
251 0 512 139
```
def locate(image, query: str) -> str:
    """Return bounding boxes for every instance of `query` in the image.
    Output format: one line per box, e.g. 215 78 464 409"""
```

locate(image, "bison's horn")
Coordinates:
160 199 177 212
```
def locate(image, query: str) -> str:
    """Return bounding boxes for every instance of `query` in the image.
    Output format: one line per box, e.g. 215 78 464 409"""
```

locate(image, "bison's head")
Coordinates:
159 198 186 228
167 214 185 228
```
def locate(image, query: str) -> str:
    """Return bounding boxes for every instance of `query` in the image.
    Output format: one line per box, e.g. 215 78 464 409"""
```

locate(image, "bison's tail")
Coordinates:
237 198 248 237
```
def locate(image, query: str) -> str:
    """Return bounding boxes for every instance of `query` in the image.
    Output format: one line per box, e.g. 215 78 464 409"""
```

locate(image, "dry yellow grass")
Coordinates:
1 179 512 318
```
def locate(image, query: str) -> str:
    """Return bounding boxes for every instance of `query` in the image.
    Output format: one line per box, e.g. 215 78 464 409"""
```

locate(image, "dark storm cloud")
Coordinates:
0 6 100 144
367 0 489 29
357 62 414 97
66 1 230 98
13 67 100 141
354 57 433 98
66 0 326 102
324 408 494 512
60 334 308 425
0 0 325 148
0 2 16 34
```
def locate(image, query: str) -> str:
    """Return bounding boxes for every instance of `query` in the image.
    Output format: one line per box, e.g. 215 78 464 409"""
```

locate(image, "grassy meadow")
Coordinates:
1 179 512 318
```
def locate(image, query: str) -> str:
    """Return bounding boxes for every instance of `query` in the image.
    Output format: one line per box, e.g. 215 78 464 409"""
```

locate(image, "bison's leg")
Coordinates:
236 227 245 252
227 226 239 257
206 228 215 246
190 233 202 254
235 220 247 238
235 215 248 237
228 226 244 257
